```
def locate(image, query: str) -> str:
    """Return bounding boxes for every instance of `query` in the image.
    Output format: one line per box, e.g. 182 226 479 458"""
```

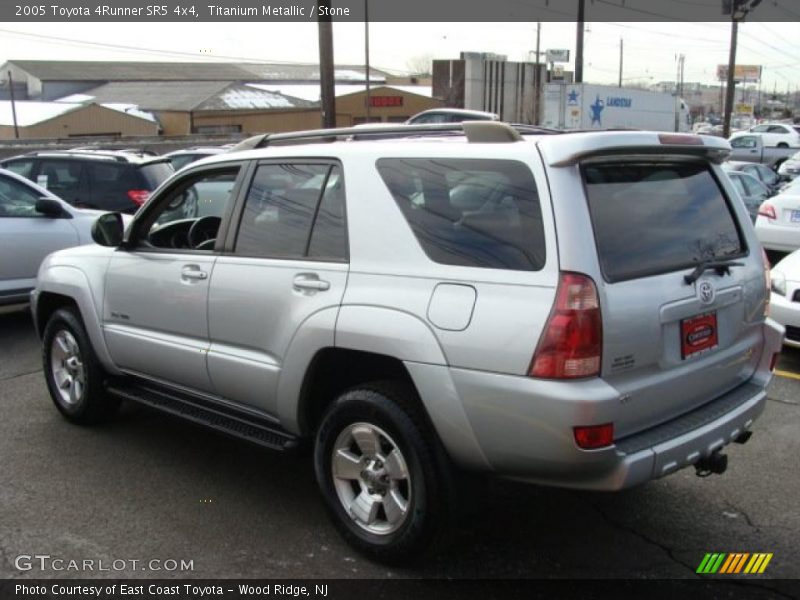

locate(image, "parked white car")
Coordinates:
769 249 800 348
741 123 800 148
0 168 121 306
777 150 800 180
755 187 800 253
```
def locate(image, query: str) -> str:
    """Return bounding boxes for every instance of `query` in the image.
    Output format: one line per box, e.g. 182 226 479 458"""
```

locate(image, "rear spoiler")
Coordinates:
540 132 731 167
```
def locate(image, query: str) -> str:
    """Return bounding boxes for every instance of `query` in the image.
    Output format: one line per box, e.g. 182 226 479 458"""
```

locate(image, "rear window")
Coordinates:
583 162 745 283
376 158 546 271
138 160 174 190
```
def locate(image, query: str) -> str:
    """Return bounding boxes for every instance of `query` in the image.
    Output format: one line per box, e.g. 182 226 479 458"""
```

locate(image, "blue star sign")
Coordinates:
567 89 579 105
590 94 604 126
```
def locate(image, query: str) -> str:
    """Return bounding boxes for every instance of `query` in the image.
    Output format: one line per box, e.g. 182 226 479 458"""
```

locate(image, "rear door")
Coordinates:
579 159 765 437
206 161 349 416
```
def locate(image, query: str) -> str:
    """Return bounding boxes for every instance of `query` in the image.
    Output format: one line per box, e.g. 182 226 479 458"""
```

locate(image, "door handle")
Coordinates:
181 266 208 281
293 274 330 292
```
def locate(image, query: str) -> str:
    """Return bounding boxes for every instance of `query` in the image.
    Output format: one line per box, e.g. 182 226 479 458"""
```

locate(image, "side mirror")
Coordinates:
92 213 125 247
35 197 67 218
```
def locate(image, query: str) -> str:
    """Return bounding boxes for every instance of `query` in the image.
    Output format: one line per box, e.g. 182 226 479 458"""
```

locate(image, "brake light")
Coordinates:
127 190 150 207
529 272 602 379
769 353 779 372
574 423 614 449
658 133 704 146
758 203 776 220
762 247 771 317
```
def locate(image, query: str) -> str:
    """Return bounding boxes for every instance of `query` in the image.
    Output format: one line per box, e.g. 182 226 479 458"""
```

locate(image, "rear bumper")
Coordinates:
755 218 800 253
439 318 784 491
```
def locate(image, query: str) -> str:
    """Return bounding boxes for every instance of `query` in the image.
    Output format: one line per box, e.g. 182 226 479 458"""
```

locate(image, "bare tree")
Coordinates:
406 54 434 77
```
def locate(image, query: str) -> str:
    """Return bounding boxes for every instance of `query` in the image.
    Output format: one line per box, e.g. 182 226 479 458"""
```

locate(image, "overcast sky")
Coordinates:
1 21 798 92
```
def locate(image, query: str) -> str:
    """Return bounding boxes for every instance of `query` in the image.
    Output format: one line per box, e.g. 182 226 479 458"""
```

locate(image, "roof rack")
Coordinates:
229 121 561 152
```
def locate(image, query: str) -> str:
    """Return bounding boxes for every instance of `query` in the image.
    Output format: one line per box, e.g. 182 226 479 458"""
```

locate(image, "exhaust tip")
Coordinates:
734 431 753 445
695 451 728 477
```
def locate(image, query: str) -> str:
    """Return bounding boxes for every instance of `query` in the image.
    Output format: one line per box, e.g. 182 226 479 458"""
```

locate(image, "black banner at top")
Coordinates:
3 0 800 22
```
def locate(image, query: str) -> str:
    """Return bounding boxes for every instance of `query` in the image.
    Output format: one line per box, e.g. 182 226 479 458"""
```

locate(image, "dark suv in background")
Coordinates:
0 150 173 213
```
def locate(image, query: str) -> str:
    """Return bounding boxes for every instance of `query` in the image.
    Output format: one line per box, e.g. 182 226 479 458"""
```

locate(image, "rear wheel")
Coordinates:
314 382 453 562
42 308 119 424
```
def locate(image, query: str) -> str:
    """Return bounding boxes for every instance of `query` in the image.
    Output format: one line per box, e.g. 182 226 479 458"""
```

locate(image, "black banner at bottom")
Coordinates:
2 579 799 600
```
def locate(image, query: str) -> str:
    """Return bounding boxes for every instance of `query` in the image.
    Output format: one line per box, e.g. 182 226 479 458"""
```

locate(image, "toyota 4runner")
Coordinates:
31 122 784 561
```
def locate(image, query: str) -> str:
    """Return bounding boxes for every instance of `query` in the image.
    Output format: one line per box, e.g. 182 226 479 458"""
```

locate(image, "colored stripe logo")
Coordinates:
697 553 773 574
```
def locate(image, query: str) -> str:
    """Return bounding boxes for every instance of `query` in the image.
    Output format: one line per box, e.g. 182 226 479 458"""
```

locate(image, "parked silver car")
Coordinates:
30 124 784 561
0 168 109 306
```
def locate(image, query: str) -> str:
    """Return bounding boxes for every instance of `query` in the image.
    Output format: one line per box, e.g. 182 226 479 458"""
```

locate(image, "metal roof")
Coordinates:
56 81 317 112
4 60 390 83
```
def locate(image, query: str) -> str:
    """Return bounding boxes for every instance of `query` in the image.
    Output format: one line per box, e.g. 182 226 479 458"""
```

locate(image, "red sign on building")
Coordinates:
369 96 404 108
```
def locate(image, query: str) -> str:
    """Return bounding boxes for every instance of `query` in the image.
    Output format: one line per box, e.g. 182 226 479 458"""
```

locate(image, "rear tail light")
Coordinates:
762 247 771 317
758 203 776 220
574 423 614 449
127 190 151 207
529 272 602 379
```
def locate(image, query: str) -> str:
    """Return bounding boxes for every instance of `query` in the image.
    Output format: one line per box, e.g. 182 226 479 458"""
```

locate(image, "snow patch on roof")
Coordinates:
333 69 386 83
217 88 294 109
0 101 78 126
101 103 157 122
56 93 95 103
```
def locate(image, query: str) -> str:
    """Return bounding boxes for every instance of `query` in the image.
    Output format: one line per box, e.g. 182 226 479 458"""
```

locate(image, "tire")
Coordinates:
314 381 454 563
42 307 119 424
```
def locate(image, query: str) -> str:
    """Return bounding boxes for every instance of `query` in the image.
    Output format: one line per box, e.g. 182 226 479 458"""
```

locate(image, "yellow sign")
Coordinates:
735 103 754 114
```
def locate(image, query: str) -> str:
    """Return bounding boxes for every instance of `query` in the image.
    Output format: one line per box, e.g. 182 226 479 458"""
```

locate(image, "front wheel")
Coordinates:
314 382 453 563
42 308 119 424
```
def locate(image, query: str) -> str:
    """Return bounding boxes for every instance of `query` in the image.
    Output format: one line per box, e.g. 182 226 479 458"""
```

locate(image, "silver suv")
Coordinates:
31 123 784 561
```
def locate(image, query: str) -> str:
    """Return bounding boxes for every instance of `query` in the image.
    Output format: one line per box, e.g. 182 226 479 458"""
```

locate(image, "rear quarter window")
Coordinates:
377 158 546 271
583 162 745 283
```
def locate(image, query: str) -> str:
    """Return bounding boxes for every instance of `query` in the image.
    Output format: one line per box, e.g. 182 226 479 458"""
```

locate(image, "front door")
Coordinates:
103 165 244 392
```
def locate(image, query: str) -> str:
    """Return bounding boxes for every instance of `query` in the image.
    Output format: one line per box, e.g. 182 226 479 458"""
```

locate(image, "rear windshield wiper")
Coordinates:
684 259 744 285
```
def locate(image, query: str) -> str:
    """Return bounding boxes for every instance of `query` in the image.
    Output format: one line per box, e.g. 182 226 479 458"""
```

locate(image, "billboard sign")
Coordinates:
546 49 570 63
716 64 761 82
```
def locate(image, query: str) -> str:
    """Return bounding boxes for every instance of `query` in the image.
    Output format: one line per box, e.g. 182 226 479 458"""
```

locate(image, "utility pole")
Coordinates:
722 0 762 137
722 16 738 138
534 21 541 124
317 0 336 129
364 0 370 122
7 71 20 140
575 0 585 83
618 38 623 87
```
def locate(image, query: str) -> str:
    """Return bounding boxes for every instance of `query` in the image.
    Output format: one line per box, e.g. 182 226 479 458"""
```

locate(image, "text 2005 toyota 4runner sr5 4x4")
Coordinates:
32 123 784 561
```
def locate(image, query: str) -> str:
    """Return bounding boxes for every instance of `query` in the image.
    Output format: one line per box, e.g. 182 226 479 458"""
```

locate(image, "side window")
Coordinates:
731 136 756 149
308 167 347 260
751 125 769 133
729 174 747 197
768 125 788 134
236 163 346 260
88 162 138 195
2 159 35 179
0 175 45 218
143 167 241 251
377 158 546 271
37 160 84 198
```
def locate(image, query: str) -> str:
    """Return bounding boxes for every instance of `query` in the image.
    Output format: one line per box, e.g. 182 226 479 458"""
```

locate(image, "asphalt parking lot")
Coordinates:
0 304 798 589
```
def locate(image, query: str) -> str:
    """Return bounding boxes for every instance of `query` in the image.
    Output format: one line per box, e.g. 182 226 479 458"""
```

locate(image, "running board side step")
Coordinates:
104 379 300 452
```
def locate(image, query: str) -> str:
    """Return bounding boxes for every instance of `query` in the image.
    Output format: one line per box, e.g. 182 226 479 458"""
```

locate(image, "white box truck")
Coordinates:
542 83 690 132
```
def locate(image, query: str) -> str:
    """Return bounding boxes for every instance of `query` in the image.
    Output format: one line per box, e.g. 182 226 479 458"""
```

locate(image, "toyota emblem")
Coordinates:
697 280 715 305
